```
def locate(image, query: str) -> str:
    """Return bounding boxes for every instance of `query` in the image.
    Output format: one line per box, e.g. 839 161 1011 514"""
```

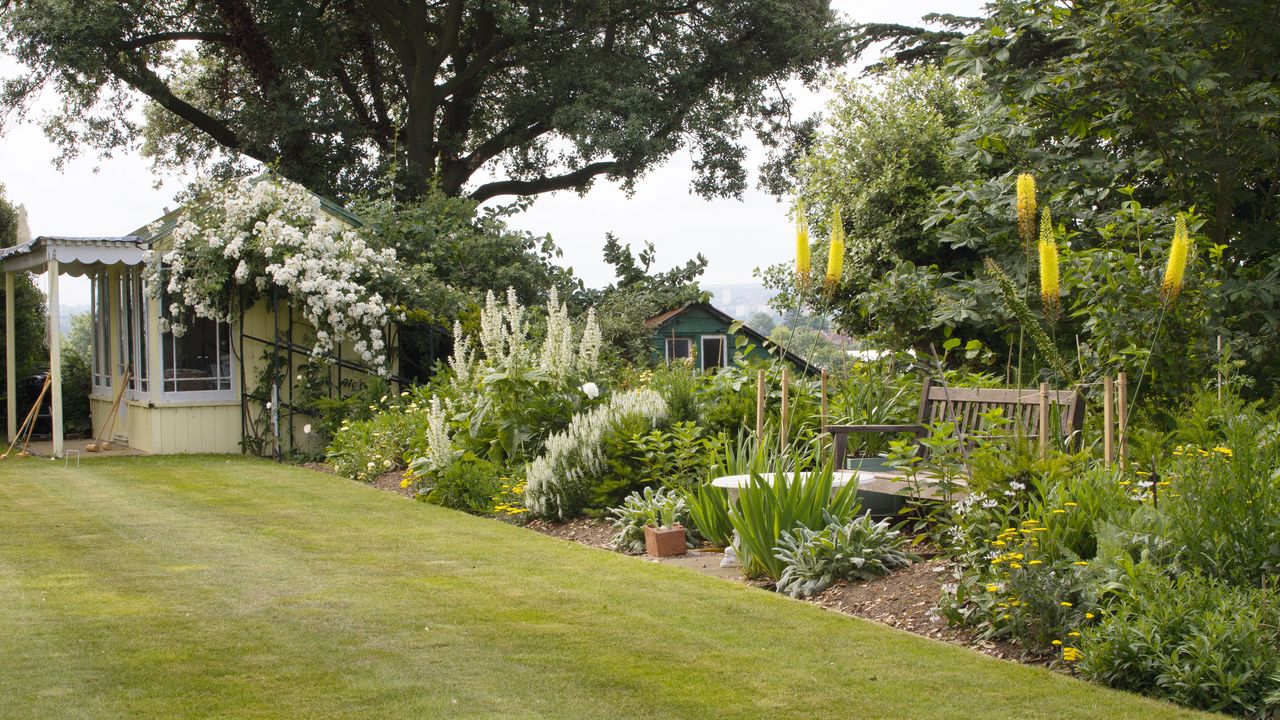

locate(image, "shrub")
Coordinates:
524 389 668 519
413 455 503 514
607 486 695 554
774 512 917 598
1080 566 1280 718
592 421 715 509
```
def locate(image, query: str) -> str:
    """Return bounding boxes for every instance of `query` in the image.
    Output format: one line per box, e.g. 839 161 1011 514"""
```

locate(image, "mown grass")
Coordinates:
0 456 1216 719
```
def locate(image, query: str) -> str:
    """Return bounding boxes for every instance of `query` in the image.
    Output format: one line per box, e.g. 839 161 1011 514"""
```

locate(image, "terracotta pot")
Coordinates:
643 524 687 557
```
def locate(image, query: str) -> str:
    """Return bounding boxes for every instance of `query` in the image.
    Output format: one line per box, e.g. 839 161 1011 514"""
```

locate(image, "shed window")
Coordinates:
665 337 692 361
700 335 727 371
162 316 233 395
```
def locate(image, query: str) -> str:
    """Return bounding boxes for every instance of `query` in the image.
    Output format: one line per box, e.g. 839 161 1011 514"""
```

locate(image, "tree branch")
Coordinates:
122 31 234 51
468 160 621 203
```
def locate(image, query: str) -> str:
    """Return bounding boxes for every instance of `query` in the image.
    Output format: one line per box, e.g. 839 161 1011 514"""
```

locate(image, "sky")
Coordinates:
0 0 985 308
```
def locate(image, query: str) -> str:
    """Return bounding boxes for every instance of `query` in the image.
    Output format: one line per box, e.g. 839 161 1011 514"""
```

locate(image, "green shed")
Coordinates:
645 302 819 373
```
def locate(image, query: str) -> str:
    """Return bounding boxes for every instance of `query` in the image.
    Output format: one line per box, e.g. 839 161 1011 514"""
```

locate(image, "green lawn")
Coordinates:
0 456 1214 719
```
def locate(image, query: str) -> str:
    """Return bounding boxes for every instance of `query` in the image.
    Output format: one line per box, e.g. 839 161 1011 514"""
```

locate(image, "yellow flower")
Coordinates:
1062 647 1083 662
1060 601 1073 607
1212 446 1233 457
825 206 845 291
1064 502 1078 507
1085 612 1096 619
1068 631 1081 637
1038 207 1062 322
986 584 1000 592
795 202 811 284
1010 562 1023 569
1073 561 1089 566
1052 509 1066 514
1161 214 1192 304
1016 173 1037 249
1051 640 1063 646
1028 560 1043 566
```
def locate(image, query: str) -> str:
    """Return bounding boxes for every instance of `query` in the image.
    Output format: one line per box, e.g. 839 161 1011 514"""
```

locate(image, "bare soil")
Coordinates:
525 517 616 549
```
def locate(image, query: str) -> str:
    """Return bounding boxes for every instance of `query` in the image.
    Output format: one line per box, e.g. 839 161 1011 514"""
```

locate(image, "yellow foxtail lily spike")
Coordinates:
1038 207 1061 322
795 202 811 285
825 206 845 291
1016 173 1037 249
1162 214 1192 304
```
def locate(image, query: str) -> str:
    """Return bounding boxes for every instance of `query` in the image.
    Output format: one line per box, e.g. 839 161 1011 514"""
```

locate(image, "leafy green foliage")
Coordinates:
1 0 853 202
763 65 982 352
774 512 917 598
579 235 707 364
0 189 46 386
416 456 503 515
1080 568 1280 719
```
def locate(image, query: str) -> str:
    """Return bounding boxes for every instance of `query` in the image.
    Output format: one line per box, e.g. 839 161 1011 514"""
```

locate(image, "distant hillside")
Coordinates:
702 283 778 322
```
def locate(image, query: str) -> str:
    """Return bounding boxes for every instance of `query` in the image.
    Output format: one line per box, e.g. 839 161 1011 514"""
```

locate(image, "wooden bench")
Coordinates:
828 378 1085 503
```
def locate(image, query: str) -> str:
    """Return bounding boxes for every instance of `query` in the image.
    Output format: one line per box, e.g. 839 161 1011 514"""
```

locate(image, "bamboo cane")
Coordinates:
1038 382 1049 458
1117 372 1129 469
87 369 130 452
780 367 790 453
1103 376 1115 466
755 369 765 439
2 375 51 460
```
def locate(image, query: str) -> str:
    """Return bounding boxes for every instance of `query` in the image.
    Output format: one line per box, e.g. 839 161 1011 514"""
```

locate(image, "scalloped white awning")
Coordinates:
0 236 146 276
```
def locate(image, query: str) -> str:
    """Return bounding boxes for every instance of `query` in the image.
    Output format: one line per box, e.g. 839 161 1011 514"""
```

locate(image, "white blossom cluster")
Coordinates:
422 395 456 472
454 286 602 382
144 175 400 370
524 389 668 518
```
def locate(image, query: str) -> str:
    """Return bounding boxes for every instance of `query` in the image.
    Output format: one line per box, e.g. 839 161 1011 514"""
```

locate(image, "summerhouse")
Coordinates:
2 199 397 458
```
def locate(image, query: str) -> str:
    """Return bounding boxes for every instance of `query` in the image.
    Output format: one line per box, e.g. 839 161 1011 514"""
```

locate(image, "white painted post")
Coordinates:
5 271 15 443
48 259 64 457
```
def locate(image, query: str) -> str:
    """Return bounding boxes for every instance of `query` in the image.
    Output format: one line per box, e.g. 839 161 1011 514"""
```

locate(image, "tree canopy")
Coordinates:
1 0 852 201
0 187 47 384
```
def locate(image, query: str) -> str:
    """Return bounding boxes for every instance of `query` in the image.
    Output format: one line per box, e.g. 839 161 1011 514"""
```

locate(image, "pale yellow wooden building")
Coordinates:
2 201 395 458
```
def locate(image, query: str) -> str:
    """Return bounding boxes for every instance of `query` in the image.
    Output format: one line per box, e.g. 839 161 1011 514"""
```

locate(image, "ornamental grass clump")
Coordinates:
728 454 860 582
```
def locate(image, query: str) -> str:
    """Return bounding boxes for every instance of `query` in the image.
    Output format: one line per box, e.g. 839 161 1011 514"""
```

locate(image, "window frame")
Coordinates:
664 336 693 361
160 313 236 402
699 334 728 371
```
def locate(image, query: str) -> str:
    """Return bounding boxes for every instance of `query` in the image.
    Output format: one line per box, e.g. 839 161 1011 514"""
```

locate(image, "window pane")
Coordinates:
666 338 692 360
701 336 725 370
163 316 232 392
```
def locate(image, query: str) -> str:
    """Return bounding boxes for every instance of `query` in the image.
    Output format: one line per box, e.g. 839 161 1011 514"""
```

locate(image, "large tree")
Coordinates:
1 0 852 201
0 188 47 386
